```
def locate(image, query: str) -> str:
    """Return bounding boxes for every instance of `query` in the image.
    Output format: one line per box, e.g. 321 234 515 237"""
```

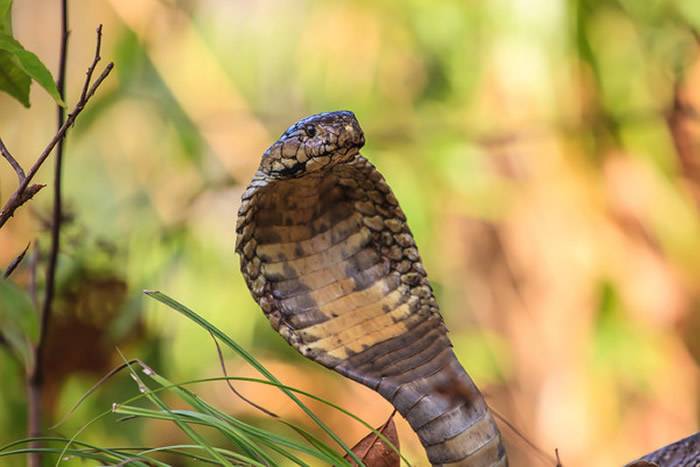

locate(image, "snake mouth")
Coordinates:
273 161 305 177
266 145 362 179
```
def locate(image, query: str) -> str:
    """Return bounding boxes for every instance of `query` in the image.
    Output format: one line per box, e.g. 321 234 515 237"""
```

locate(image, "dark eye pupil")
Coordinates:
305 125 316 137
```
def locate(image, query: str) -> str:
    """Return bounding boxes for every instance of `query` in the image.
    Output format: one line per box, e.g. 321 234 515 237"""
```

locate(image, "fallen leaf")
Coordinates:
343 412 400 467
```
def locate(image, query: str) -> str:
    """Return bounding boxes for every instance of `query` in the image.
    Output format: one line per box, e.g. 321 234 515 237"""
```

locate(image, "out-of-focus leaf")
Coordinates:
0 48 29 106
343 414 400 467
681 304 700 366
677 1 700 31
0 0 27 107
116 27 204 162
593 280 664 387
0 279 38 369
0 32 64 107
0 0 12 34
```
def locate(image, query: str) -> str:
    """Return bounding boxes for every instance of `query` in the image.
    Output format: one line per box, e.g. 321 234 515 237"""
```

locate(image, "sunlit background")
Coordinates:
1 0 700 465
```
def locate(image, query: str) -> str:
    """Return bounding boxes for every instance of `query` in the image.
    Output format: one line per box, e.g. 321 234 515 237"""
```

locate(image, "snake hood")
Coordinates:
236 111 508 466
260 111 365 178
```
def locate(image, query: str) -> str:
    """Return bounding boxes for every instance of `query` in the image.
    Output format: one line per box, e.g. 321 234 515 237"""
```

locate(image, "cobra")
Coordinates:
235 110 508 466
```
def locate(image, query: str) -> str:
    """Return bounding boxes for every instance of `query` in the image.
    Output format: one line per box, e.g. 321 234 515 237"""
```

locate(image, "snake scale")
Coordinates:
627 432 700 467
235 110 506 466
234 110 700 467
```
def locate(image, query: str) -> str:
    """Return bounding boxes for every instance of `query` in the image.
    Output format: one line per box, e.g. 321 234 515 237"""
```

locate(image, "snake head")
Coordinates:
260 110 365 178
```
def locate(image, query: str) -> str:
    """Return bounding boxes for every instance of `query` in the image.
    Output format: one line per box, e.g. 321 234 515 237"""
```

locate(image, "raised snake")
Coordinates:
235 110 507 466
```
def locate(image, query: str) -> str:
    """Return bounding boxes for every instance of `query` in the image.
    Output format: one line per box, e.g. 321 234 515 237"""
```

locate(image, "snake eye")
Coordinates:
304 124 317 138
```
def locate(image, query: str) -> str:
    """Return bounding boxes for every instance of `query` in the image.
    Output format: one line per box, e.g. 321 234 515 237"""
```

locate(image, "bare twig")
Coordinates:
19 10 114 467
0 137 25 183
0 31 113 229
26 4 68 465
26 6 69 466
555 448 563 466
3 243 30 278
490 407 558 466
79 25 103 103
29 241 39 309
435 365 556 466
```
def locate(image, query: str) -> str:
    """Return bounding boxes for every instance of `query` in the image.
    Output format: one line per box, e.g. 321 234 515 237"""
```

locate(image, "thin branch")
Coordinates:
436 364 556 466
35 0 69 384
0 137 25 183
490 407 558 466
28 3 67 466
29 241 39 309
79 25 103 103
0 31 113 229
555 448 563 467
3 243 30 278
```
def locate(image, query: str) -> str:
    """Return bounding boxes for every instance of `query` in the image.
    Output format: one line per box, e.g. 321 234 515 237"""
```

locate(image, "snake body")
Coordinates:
627 432 700 467
235 111 507 466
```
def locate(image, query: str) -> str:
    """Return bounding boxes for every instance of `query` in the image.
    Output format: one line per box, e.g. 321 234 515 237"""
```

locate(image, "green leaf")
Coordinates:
0 279 38 369
0 1 31 107
0 32 64 107
0 0 12 34
0 48 29 106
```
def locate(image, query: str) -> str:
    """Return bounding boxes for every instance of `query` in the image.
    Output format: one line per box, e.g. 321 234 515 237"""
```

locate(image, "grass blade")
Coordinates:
144 289 362 466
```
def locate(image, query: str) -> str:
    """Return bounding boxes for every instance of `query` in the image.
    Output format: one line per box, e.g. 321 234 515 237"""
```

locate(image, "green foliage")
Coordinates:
0 0 11 33
0 292 407 466
593 281 664 390
0 0 63 107
0 49 30 106
0 279 38 370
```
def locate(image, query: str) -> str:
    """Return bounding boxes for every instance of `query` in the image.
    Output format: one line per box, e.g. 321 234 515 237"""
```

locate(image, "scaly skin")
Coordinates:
626 432 699 467
235 111 507 466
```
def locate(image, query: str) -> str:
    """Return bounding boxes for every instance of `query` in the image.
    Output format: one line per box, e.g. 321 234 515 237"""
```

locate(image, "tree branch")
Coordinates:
15 10 113 467
0 137 26 183
35 0 69 388
3 242 30 278
0 27 113 230
80 25 103 103
26 3 68 466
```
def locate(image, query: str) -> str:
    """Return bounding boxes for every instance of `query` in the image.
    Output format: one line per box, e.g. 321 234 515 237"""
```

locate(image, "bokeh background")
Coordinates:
1 0 700 465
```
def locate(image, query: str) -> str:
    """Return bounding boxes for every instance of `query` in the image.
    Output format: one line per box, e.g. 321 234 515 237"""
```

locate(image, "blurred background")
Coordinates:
1 0 700 465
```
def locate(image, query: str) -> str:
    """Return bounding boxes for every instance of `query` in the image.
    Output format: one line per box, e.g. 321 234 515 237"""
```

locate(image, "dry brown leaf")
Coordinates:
343 413 400 467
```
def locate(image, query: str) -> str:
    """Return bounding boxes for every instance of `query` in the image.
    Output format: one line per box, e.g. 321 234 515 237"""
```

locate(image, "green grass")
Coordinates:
0 290 407 466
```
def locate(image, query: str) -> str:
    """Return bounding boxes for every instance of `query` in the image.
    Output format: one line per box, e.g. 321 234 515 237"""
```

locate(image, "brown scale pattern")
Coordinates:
235 111 507 466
